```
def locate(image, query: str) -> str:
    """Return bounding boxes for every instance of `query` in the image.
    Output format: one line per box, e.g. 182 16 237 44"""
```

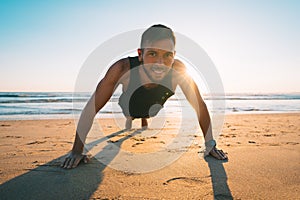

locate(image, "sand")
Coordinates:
0 113 299 199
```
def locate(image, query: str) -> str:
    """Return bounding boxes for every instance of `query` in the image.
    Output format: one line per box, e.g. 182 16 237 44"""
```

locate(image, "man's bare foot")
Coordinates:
125 117 133 130
141 118 148 129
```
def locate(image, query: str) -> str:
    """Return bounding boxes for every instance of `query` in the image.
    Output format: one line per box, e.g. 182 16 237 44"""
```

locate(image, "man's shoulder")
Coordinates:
173 59 187 73
110 57 131 73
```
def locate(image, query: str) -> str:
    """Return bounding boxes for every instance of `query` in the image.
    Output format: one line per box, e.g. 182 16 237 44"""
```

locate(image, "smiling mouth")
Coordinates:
151 65 166 74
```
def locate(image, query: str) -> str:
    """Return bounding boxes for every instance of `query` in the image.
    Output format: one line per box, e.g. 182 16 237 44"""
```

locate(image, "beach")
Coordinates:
0 113 299 199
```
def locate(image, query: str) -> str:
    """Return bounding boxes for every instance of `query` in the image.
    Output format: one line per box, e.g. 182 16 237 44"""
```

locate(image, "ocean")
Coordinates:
0 92 299 121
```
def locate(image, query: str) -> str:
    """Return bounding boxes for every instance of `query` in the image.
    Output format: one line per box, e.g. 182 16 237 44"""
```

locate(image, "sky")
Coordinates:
0 0 299 93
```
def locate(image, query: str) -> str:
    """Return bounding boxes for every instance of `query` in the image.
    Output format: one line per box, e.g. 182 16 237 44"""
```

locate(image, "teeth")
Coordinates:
152 66 165 74
153 69 164 74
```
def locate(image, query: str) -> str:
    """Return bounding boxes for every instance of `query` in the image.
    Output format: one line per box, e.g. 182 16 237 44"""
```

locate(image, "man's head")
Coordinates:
138 24 176 82
140 24 176 49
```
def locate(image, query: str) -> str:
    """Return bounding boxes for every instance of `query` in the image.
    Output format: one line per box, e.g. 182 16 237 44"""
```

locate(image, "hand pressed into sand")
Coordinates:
208 146 228 160
61 152 90 169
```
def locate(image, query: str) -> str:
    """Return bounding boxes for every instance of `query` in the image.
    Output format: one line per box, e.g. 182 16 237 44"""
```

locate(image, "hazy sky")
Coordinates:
0 0 299 93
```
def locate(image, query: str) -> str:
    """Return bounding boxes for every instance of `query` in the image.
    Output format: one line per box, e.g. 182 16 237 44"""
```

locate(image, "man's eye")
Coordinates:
165 53 173 58
148 52 156 57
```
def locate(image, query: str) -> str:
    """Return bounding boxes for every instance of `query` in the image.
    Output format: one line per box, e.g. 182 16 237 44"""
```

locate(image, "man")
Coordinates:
62 24 227 169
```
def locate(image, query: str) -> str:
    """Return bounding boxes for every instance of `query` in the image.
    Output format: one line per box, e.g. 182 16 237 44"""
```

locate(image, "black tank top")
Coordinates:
118 56 174 118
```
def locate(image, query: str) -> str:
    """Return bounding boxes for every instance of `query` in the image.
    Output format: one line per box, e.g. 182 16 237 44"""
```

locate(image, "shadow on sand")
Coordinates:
205 156 233 200
0 129 142 200
0 129 233 200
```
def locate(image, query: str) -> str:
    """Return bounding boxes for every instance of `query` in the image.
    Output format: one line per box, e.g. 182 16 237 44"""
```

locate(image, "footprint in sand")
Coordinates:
132 137 145 142
132 142 143 147
163 176 211 185
263 134 276 137
268 143 280 146
286 142 299 145
38 149 51 152
26 141 47 145
108 139 119 143
5 135 22 138
223 134 236 138
1 124 11 127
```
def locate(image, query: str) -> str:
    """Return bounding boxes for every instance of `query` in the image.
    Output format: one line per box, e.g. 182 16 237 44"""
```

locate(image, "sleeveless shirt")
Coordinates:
118 56 174 118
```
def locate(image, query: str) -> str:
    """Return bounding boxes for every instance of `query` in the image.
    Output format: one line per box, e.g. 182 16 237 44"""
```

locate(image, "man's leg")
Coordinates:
125 117 133 130
141 118 148 129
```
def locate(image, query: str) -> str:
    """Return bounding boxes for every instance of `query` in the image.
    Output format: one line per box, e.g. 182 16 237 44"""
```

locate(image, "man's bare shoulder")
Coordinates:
101 57 130 85
173 59 187 73
109 57 130 74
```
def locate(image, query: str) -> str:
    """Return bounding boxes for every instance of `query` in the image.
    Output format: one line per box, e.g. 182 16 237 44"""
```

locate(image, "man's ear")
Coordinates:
138 48 143 62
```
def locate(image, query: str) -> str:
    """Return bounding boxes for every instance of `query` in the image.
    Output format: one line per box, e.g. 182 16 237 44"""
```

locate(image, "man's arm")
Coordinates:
174 60 227 160
62 58 128 169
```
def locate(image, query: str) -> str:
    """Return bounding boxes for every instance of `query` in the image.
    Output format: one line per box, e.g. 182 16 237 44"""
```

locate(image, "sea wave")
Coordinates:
205 94 300 100
0 98 89 104
0 92 299 120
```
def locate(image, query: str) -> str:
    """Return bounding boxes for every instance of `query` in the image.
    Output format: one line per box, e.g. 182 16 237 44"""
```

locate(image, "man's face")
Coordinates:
139 39 175 82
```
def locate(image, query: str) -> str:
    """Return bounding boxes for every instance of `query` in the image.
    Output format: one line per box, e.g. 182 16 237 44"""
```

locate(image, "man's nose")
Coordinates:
156 56 164 65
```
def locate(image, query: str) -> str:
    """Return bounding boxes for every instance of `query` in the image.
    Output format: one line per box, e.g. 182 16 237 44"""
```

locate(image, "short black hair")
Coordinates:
140 24 176 48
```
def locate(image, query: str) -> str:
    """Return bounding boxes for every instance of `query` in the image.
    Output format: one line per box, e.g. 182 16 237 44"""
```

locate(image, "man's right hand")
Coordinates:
61 151 89 169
